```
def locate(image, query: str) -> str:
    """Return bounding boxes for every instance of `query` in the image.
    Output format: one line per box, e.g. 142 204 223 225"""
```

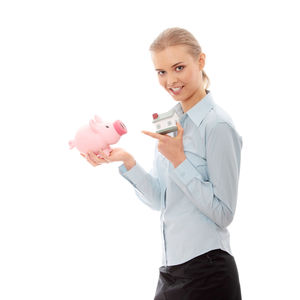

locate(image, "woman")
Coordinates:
82 27 243 300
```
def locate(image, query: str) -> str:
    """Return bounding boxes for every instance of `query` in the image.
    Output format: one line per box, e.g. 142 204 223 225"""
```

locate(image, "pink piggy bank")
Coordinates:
69 115 127 158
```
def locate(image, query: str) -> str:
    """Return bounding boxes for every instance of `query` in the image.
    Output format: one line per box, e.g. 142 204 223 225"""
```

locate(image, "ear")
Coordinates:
198 53 206 69
94 115 102 123
89 119 100 133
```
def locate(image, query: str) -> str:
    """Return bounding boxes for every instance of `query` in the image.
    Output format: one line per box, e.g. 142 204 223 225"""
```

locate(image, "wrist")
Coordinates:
172 153 186 168
123 153 136 170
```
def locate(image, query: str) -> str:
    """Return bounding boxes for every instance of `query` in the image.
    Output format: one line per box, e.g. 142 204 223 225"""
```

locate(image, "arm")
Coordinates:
118 143 162 211
169 122 243 228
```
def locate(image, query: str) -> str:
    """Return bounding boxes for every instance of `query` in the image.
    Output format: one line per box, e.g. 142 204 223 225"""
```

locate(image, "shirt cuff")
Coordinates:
119 163 128 174
173 158 205 185
118 162 148 187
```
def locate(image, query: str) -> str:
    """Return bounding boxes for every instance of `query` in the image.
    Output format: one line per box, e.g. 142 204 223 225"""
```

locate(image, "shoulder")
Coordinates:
203 103 242 145
204 102 239 137
206 102 234 128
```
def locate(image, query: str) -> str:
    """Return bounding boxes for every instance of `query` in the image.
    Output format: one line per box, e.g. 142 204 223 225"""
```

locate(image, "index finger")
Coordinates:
141 130 165 140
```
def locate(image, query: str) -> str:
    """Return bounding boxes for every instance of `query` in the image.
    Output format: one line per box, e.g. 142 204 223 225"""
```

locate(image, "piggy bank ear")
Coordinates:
94 115 102 123
89 119 100 133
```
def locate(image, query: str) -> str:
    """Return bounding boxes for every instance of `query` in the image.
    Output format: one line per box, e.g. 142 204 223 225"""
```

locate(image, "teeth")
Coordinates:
171 87 182 92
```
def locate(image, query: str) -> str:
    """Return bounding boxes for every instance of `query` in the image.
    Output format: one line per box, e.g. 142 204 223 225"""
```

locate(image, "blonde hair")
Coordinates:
149 27 210 90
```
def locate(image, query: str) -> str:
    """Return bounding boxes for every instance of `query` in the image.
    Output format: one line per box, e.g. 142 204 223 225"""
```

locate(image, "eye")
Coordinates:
105 125 109 128
158 71 165 76
175 66 184 71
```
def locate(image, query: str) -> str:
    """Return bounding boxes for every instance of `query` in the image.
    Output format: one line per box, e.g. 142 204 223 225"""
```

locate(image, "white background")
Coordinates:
1 0 299 299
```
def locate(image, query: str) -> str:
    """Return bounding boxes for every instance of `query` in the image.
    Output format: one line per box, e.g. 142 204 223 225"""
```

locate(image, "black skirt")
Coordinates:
154 249 242 300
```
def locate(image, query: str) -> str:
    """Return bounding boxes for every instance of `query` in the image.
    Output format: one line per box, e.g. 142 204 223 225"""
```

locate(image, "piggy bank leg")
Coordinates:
96 147 112 159
103 148 112 156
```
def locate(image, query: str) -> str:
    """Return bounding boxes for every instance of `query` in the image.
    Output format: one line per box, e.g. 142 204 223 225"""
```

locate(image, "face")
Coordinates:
151 45 206 110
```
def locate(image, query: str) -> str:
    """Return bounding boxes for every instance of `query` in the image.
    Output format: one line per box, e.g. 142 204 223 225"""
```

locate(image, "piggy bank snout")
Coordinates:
113 120 127 136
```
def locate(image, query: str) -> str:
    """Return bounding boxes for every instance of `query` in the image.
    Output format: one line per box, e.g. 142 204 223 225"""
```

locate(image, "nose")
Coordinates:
167 75 178 87
113 120 127 136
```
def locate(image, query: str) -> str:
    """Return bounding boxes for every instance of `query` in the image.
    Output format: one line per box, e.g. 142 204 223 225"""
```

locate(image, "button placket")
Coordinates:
160 187 168 266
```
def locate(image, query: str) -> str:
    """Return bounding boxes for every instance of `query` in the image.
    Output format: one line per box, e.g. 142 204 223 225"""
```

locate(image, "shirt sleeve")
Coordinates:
170 122 243 228
118 143 162 211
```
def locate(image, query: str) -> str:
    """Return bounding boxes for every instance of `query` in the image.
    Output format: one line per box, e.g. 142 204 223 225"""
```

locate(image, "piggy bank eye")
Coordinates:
105 125 109 128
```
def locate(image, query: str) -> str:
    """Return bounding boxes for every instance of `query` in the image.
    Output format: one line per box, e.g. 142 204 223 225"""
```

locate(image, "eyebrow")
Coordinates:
155 62 184 71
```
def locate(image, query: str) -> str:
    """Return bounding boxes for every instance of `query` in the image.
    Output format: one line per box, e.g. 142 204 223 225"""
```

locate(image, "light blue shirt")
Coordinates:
118 90 243 266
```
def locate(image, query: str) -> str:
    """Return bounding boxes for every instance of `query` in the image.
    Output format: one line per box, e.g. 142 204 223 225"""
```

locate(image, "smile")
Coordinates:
169 86 184 95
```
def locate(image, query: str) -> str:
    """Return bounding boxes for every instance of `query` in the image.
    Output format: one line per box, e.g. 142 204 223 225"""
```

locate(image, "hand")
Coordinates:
81 147 130 167
142 121 186 168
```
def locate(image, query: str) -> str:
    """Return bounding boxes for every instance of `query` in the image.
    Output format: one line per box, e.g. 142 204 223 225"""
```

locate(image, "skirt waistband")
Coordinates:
161 249 231 272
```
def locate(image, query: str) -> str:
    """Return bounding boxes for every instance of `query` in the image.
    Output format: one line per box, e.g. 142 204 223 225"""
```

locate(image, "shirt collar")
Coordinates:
172 90 215 127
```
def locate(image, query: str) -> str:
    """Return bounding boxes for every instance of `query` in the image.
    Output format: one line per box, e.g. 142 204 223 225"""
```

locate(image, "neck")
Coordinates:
181 88 207 113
